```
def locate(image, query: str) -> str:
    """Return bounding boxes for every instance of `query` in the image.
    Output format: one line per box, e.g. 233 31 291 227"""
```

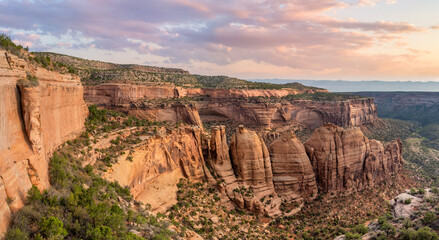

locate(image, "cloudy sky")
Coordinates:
1 0 438 81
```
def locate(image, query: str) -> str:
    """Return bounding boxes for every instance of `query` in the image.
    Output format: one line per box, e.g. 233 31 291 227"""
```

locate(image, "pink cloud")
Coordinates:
0 0 434 79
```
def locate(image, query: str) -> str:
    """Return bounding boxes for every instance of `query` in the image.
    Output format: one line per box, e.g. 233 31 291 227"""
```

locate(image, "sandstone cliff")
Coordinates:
84 83 376 130
103 127 205 212
207 126 281 216
304 124 403 192
197 98 377 129
268 130 318 202
0 51 87 236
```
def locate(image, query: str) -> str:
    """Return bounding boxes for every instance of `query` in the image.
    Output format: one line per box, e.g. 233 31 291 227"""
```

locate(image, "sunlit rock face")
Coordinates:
304 124 403 193
0 51 87 236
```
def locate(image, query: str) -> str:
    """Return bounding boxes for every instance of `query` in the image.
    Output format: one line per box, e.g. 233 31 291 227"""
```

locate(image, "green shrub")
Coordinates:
0 33 26 56
353 224 368 235
401 227 439 240
404 198 412 204
410 188 417 195
18 74 39 87
423 212 437 226
39 217 68 239
5 228 29 240
345 232 362 240
380 221 396 237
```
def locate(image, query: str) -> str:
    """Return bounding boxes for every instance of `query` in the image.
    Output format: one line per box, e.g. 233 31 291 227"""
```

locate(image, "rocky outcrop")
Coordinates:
103 127 205 212
304 124 403 192
125 103 203 128
84 84 326 105
268 130 317 202
207 126 281 216
0 51 87 236
197 98 377 129
230 126 274 195
84 84 180 106
84 83 378 130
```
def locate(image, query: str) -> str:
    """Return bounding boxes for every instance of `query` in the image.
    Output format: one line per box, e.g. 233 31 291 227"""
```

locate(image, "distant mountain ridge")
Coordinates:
251 79 439 92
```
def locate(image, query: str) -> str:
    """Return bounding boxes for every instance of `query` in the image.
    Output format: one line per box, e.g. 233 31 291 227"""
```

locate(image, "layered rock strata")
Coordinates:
304 124 403 192
103 127 206 212
0 51 87 236
197 98 377 129
84 84 377 129
268 130 318 202
208 126 281 216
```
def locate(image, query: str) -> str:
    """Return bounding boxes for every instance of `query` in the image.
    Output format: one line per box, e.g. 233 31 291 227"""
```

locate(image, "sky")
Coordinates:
0 0 438 81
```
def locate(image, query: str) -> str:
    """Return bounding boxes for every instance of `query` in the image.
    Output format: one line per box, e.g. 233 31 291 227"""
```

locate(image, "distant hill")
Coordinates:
251 79 439 92
34 52 322 90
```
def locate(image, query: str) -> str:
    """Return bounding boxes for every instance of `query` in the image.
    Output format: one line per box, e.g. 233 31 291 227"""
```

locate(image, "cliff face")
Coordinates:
268 130 317 202
84 84 376 130
0 51 87 236
125 103 203 128
103 127 205 212
304 124 403 192
229 126 282 216
355 92 439 125
197 98 377 129
97 123 402 217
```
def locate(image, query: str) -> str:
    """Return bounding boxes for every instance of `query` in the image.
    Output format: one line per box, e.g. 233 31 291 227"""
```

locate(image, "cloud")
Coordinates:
0 0 433 79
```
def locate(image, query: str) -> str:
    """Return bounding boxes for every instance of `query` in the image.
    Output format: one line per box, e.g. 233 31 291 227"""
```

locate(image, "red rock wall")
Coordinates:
0 51 88 237
84 84 376 129
304 124 403 193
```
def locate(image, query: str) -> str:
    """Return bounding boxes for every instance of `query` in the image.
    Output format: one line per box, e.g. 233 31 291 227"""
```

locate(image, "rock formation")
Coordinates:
269 130 318 202
103 127 205 212
197 98 377 129
304 124 403 192
0 50 87 236
84 83 376 129
126 103 203 128
206 126 281 216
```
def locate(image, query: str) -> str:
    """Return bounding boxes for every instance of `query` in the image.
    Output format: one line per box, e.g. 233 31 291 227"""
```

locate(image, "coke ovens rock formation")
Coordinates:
269 130 318 202
304 124 403 193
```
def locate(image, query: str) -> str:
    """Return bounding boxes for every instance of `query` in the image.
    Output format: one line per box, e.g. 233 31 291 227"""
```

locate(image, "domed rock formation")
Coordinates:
269 130 318 202
304 124 403 192
229 126 282 216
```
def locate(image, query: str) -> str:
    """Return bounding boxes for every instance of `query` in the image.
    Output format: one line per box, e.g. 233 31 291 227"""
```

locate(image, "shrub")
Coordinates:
0 33 26 56
423 212 437 226
18 74 39 87
380 221 396 237
39 217 68 239
353 224 368 235
5 228 29 240
404 198 412 204
401 227 439 240
410 188 417 195
27 185 43 202
345 232 362 240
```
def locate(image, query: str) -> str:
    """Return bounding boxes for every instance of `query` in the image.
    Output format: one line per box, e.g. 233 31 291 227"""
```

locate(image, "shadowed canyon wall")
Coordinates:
0 51 87 236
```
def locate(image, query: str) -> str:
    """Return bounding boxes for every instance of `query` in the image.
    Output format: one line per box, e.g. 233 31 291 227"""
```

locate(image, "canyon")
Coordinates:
84 83 377 129
0 50 405 239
